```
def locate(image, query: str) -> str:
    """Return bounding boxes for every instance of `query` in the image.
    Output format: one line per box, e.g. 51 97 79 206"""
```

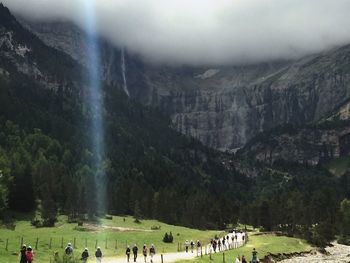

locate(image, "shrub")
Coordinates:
151 225 161 230
163 232 173 243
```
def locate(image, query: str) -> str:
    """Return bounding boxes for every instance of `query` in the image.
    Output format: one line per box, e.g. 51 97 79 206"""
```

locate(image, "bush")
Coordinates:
151 225 161 230
309 221 336 247
31 218 44 228
163 232 173 243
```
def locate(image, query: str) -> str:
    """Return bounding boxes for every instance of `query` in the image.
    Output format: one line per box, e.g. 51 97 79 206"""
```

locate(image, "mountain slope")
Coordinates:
0 3 248 228
19 17 350 151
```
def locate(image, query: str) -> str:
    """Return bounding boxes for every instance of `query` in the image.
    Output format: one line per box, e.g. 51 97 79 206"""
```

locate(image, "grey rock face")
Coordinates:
19 18 350 151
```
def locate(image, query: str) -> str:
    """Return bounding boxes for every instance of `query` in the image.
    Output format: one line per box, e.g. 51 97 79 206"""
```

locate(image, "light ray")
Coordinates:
83 0 106 216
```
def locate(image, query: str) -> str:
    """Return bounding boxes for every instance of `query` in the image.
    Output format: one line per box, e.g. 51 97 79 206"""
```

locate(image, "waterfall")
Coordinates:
121 48 130 97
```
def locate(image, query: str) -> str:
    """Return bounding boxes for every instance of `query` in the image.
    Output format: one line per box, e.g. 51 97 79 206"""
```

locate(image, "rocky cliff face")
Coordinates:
18 18 350 151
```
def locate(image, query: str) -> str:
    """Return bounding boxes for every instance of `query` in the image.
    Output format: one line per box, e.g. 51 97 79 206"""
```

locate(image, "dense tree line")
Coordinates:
239 161 350 246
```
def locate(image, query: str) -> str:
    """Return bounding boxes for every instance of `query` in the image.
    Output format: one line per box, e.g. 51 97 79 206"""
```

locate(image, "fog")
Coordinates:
3 0 350 65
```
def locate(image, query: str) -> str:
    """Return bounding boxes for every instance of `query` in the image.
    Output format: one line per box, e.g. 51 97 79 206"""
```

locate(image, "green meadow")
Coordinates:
0 215 222 263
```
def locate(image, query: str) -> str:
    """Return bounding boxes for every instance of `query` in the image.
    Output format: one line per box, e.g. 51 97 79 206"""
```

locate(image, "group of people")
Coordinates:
184 240 202 256
64 242 103 263
125 244 156 263
19 244 33 263
208 231 246 253
18 231 248 263
235 248 258 263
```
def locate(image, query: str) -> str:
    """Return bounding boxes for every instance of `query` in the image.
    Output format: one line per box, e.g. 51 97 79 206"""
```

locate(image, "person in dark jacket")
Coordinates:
126 246 131 262
142 244 147 262
95 247 102 263
81 248 89 263
132 244 138 262
20 244 27 263
65 243 73 256
149 244 156 263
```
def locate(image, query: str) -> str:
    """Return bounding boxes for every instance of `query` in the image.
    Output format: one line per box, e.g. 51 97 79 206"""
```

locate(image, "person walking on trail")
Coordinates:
126 246 131 262
142 245 147 263
81 248 89 263
190 240 194 253
149 244 156 263
185 240 189 253
212 240 217 253
241 255 247 263
20 244 27 263
26 246 33 263
222 237 226 250
65 243 73 256
235 255 241 263
252 248 258 263
132 244 138 262
95 247 102 263
196 240 201 256
218 239 221 251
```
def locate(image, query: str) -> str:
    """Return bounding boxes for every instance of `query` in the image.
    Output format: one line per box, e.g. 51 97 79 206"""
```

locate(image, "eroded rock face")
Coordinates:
19 18 350 151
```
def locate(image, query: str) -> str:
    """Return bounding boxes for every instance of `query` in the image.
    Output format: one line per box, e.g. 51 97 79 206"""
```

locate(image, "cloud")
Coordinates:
3 0 350 65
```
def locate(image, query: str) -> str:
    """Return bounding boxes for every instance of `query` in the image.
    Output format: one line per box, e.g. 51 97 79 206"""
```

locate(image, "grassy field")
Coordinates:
0 215 223 263
176 233 312 263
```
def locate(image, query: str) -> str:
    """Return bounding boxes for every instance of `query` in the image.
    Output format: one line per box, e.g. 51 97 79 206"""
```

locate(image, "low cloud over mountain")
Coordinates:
4 0 350 65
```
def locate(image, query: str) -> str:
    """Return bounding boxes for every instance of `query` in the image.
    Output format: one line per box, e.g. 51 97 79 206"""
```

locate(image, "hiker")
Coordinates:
65 243 73 256
126 246 131 262
196 240 201 256
26 246 33 263
252 248 258 263
95 247 102 263
222 237 226 250
185 240 189 253
132 244 138 262
226 235 231 249
149 244 156 263
20 244 27 263
212 240 217 253
235 255 241 263
190 240 194 253
241 255 247 263
81 248 89 263
142 245 147 263
218 239 221 251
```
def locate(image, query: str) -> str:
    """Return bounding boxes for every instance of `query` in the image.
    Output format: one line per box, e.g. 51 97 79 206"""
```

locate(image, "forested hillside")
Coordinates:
0 3 249 229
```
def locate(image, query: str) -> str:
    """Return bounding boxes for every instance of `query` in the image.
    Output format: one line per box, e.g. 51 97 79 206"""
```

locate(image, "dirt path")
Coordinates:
102 232 246 263
103 251 197 263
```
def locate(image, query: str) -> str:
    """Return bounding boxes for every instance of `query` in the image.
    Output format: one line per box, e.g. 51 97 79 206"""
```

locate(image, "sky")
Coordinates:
3 0 350 65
